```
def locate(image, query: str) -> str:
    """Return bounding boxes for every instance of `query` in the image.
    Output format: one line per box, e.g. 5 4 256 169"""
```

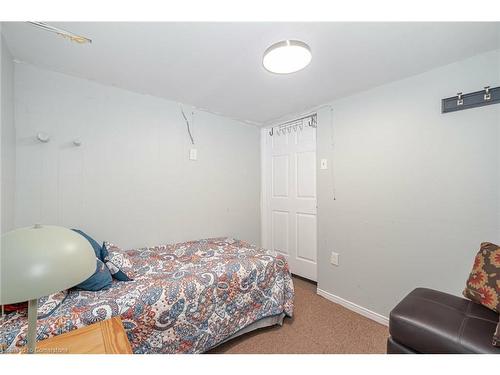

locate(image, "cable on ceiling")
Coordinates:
27 22 92 44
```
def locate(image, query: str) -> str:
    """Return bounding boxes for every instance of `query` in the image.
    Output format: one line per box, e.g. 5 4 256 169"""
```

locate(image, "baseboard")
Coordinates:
316 288 389 326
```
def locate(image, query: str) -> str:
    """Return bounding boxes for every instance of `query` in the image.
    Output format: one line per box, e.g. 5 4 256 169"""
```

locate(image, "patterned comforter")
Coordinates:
0 238 294 353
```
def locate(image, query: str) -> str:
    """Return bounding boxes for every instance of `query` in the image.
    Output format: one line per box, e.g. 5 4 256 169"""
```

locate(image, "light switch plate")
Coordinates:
330 251 339 266
189 148 197 161
320 159 328 169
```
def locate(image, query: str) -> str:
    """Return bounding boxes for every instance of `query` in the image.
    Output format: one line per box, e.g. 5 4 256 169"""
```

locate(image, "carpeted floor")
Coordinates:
209 276 389 354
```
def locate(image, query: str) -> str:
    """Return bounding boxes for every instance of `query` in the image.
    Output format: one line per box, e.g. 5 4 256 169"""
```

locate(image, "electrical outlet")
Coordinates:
330 251 339 266
320 159 328 169
189 148 197 161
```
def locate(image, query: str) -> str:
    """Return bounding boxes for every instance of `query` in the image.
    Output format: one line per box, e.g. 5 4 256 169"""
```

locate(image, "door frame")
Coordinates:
260 127 269 249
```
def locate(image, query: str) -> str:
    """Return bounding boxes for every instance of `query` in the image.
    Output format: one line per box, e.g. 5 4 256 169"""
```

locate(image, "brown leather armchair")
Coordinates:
387 288 500 354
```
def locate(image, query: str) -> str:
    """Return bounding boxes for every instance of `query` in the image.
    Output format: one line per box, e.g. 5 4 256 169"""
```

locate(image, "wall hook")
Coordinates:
37 133 50 143
269 127 274 136
484 86 491 101
73 138 82 146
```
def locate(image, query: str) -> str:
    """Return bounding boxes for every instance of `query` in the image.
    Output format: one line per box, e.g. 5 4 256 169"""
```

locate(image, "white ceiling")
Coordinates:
3 22 500 125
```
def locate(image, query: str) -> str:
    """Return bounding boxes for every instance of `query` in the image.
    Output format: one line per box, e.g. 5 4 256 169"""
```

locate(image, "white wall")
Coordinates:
1 32 16 233
14 63 261 248
316 49 500 318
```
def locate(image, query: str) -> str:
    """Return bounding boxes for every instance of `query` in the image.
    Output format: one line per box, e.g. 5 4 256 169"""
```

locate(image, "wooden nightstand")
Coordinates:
32 317 132 354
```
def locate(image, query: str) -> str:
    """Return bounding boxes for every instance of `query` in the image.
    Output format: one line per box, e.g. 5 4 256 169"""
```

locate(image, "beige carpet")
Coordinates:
209 276 389 354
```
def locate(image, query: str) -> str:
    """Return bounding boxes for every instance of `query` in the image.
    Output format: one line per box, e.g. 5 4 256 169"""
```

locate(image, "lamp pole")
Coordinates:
26 299 38 354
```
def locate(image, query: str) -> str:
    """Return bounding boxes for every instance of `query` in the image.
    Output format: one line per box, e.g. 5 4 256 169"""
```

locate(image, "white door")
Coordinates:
263 123 317 281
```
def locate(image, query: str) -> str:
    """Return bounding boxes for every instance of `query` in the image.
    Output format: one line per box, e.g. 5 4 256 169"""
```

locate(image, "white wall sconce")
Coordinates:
37 133 50 143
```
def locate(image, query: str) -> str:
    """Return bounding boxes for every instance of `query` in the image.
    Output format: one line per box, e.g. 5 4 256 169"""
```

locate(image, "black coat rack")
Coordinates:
442 86 500 113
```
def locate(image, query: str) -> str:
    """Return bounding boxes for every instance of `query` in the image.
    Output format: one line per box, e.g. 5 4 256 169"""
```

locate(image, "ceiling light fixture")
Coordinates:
263 40 311 74
28 22 92 44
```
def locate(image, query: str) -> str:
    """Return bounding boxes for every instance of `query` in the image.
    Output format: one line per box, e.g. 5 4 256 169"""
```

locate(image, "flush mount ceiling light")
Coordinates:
263 40 311 74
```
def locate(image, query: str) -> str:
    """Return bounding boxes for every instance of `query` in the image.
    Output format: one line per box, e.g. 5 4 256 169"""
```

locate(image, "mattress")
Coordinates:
212 312 286 349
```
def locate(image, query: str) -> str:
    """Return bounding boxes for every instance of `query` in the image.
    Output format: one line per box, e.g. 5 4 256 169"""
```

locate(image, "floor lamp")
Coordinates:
1 225 96 353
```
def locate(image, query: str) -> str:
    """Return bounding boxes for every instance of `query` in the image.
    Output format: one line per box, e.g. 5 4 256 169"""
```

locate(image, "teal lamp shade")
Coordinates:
1 225 96 353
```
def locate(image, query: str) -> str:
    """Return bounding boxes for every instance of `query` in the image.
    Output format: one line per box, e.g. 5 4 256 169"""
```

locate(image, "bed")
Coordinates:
0 237 294 354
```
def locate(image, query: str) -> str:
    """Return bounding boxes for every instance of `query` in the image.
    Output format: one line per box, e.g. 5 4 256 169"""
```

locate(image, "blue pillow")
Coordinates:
75 258 113 291
104 261 133 281
71 229 113 291
71 229 106 261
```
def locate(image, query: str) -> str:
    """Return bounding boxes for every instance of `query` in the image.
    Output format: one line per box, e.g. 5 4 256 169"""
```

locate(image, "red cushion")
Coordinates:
2 302 28 313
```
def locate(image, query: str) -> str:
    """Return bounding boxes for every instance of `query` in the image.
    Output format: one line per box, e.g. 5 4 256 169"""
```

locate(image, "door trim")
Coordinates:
260 128 268 248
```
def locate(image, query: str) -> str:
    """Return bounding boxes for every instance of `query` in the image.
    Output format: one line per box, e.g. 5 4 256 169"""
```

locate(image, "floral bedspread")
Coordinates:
0 238 294 353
